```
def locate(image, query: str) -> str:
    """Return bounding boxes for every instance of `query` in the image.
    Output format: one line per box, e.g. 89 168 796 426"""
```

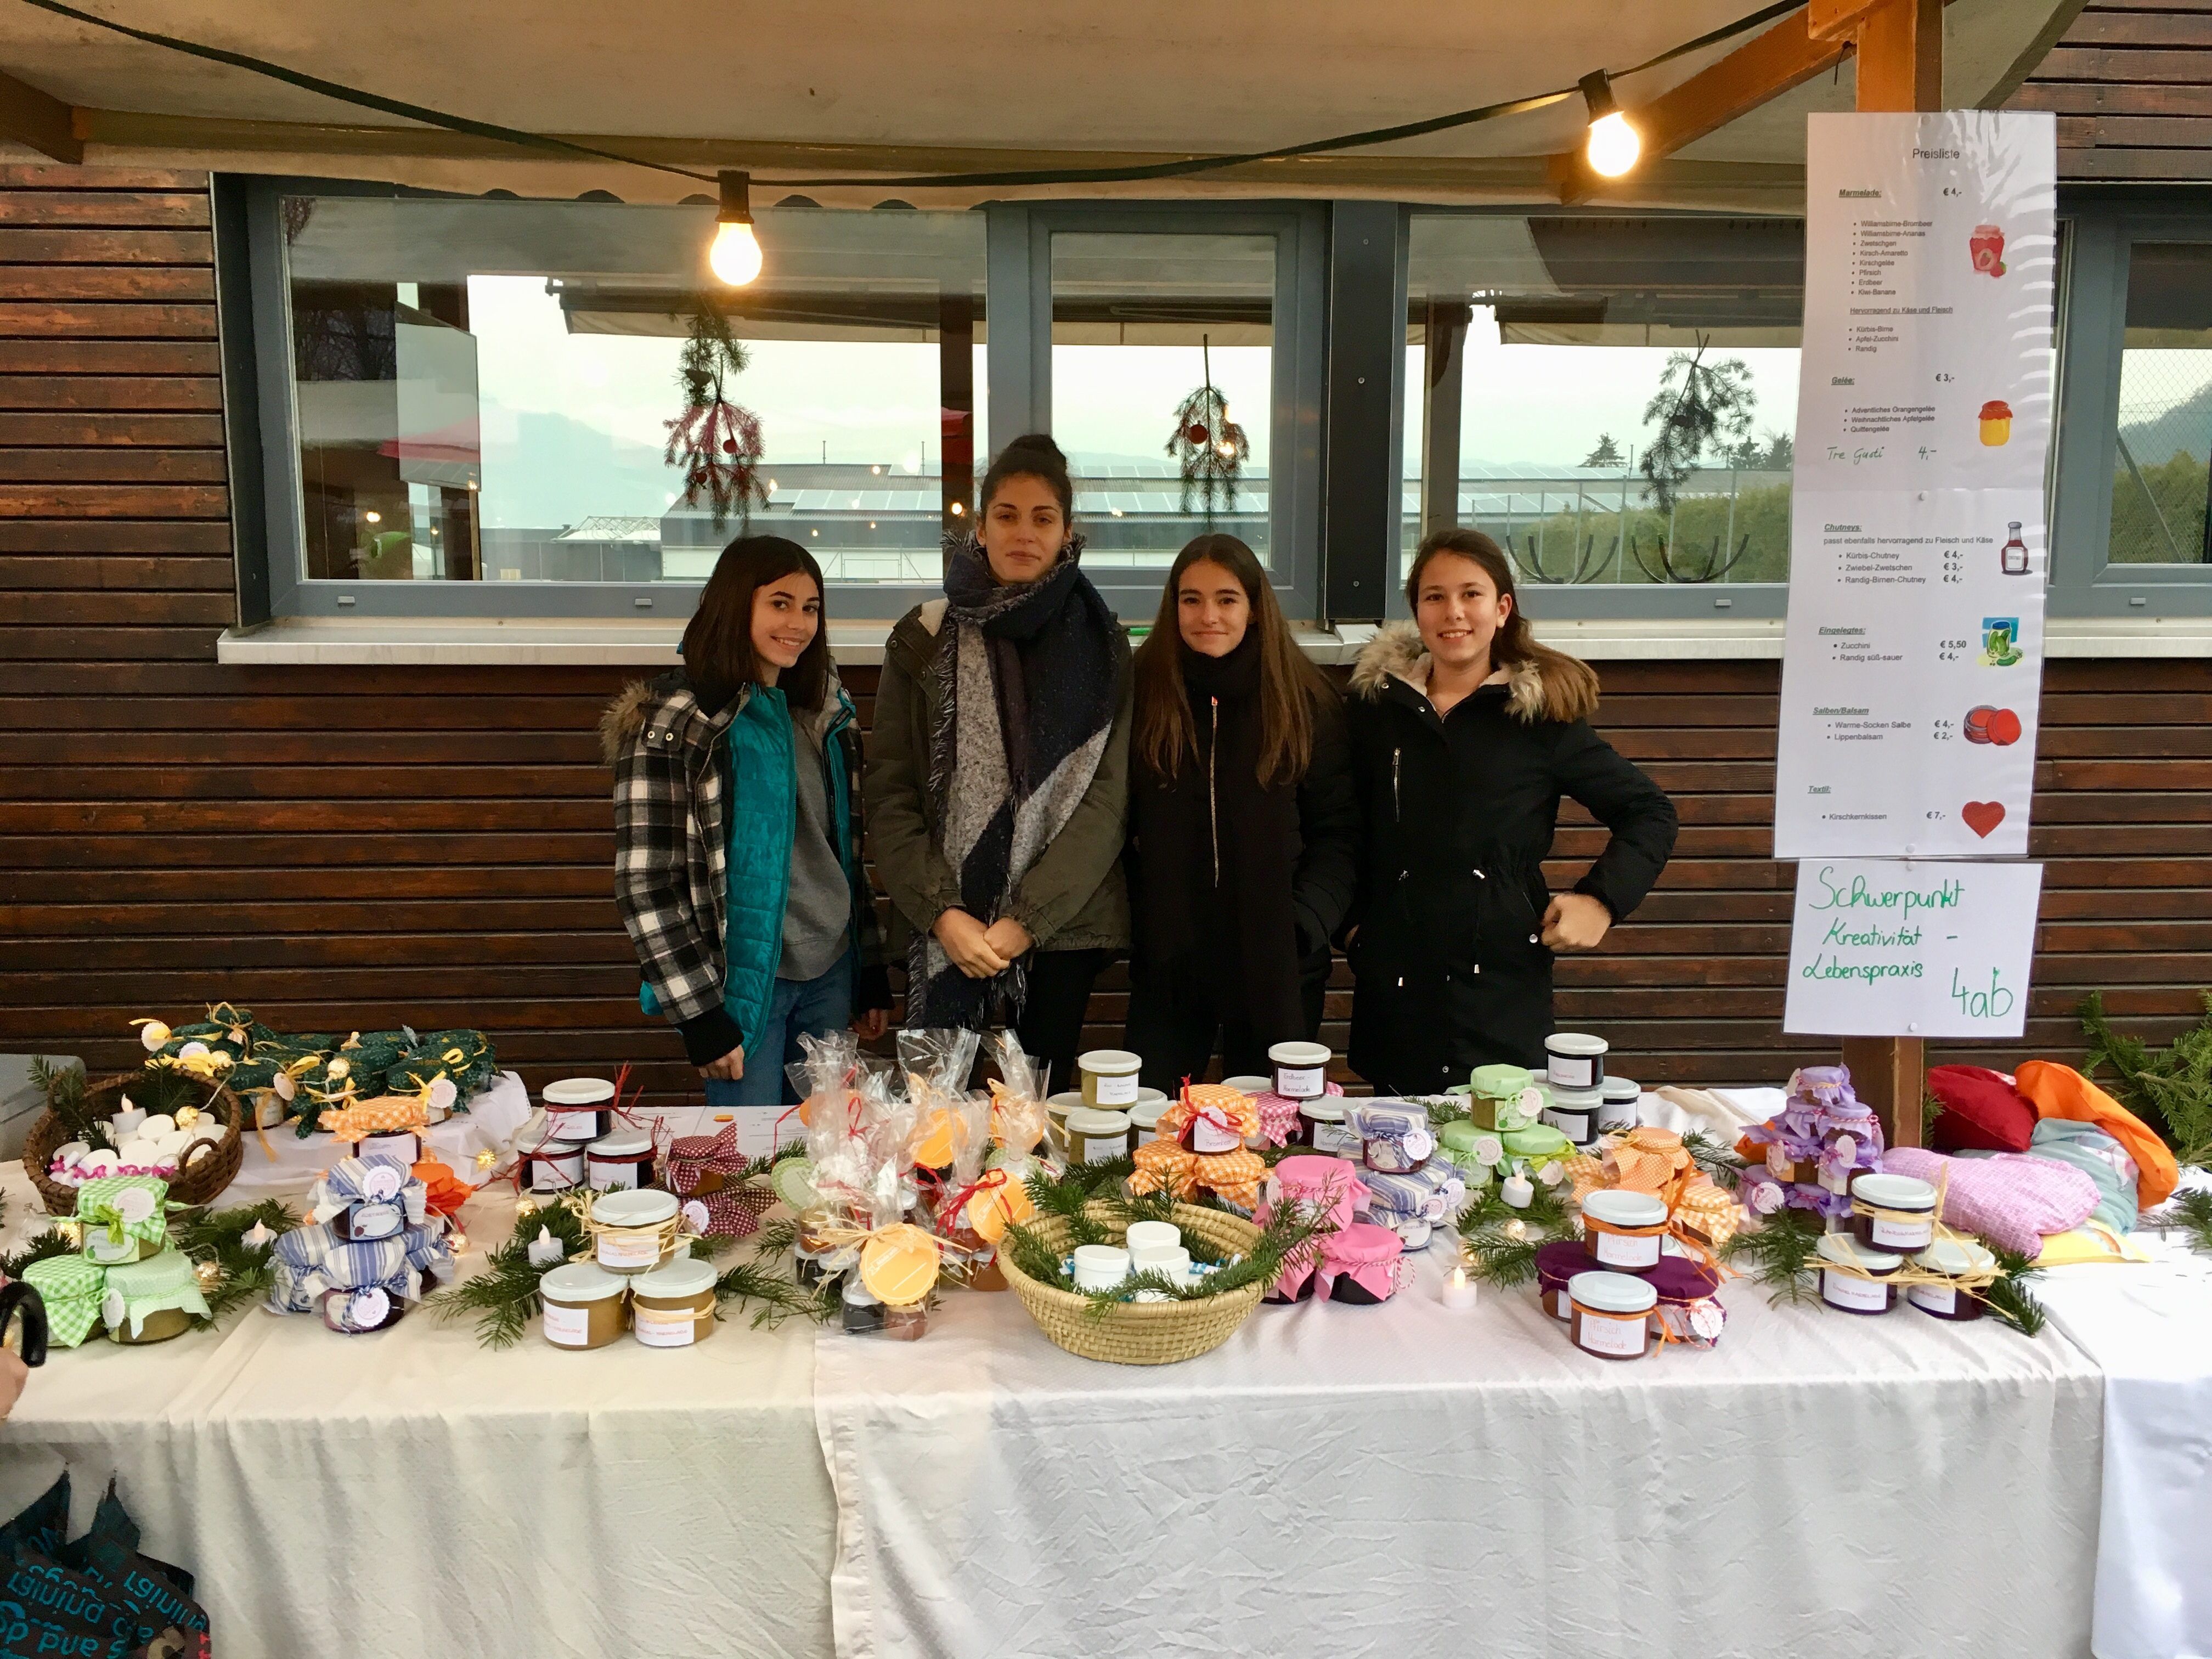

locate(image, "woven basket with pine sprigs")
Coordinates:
21 1063 245 1216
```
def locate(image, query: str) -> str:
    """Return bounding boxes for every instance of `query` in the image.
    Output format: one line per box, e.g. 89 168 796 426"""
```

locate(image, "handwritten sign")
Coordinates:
1783 859 2043 1038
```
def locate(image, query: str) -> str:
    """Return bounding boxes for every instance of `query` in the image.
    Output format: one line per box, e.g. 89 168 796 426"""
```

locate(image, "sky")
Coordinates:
461 275 1805 528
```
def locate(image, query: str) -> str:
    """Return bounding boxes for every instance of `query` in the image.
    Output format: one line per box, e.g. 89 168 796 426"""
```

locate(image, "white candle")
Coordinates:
1502 1173 1534 1209
1441 1267 1480 1310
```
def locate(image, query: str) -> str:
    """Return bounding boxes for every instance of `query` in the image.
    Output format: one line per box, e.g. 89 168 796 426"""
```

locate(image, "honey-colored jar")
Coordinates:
540 1262 629 1350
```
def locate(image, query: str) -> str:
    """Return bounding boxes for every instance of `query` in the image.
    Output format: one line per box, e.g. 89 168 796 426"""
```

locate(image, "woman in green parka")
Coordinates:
606 535 890 1106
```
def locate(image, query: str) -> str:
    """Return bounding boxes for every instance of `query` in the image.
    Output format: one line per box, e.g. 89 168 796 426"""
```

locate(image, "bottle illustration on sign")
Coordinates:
1970 224 2006 277
2001 522 2029 575
1963 706 2023 746
1979 400 2013 446
1980 617 2023 667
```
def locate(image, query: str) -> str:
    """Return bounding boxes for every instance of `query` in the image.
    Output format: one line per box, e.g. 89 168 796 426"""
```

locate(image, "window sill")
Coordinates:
216 613 2212 665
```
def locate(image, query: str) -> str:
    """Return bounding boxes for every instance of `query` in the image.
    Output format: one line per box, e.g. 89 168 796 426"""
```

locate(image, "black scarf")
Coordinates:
911 534 1121 1029
1130 634 1304 1041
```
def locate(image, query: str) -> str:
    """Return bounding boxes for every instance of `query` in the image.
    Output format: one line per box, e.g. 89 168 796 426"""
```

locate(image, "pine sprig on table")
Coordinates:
1456 1177 1572 1236
2080 989 2212 1167
1983 1244 2049 1338
1722 1210 1826 1307
749 1216 800 1259
1459 1224 1544 1288
0 1229 75 1282
712 1257 831 1328
172 1199 300 1322
1683 1130 1746 1191
424 1201 591 1350
2171 1190 2212 1256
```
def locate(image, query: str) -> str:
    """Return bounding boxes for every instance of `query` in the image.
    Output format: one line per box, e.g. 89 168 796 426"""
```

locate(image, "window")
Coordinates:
2109 242 2212 566
1402 213 1805 613
246 182 986 616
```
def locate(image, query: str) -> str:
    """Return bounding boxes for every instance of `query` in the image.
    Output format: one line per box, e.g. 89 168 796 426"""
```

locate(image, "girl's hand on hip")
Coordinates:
698 1045 745 1081
1540 892 1612 951
933 909 1009 978
851 1007 889 1041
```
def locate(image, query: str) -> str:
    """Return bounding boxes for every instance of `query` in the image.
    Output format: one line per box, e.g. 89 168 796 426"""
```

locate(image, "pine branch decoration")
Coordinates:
2172 1189 2212 1257
424 1200 591 1350
1164 335 1248 521
1722 1210 1826 1307
173 1199 301 1323
1982 1244 2050 1338
664 296 768 531
2080 989 2212 1167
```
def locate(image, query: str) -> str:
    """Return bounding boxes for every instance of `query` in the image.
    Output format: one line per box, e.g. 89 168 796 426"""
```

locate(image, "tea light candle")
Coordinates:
110 1099 146 1137
1501 1173 1534 1209
1441 1266 1480 1310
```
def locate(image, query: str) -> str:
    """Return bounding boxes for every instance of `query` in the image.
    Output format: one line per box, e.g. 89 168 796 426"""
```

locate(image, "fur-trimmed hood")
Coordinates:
1347 621 1595 724
598 665 848 765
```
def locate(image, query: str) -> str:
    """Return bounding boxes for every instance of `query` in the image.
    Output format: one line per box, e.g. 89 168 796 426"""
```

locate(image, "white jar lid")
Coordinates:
1300 1099 1346 1122
1124 1220 1181 1255
1583 1189 1668 1228
1128 1101 1164 1131
592 1188 678 1228
588 1128 653 1158
1268 1041 1331 1068
1046 1092 1084 1110
1219 1076 1269 1094
541 1262 625 1304
634 1256 714 1299
1601 1076 1641 1103
1135 1086 1169 1104
1915 1237 1994 1277
1076 1049 1142 1076
543 1078 617 1106
1818 1232 1903 1274
520 1120 585 1156
1547 1088 1604 1111
1568 1269 1656 1314
1064 1108 1131 1135
1851 1173 1937 1213
1545 1032 1610 1057
1071 1244 1131 1274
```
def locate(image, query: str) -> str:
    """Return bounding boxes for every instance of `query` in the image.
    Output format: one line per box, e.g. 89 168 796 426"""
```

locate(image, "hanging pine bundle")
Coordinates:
1164 336 1248 521
664 296 769 529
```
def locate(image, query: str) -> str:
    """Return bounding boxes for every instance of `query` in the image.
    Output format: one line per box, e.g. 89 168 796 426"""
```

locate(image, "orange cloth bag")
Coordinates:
2013 1060 2180 1209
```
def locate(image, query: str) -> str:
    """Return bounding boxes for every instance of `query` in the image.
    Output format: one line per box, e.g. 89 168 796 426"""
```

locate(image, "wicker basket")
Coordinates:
21 1074 247 1216
998 1201 1267 1366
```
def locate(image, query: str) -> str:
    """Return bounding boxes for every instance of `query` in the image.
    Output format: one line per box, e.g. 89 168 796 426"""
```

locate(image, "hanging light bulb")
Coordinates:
1579 71 1640 179
709 170 763 286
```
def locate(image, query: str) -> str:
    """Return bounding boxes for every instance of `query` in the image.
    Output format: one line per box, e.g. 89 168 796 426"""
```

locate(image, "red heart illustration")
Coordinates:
1961 801 2006 838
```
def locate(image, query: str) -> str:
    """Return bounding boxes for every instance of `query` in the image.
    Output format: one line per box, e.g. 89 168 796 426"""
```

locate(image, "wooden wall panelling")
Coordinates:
2010 3 2212 178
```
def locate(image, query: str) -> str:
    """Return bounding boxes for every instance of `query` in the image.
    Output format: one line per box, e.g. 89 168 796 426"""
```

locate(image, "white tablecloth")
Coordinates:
814 1248 2104 1659
0 1162 837 1659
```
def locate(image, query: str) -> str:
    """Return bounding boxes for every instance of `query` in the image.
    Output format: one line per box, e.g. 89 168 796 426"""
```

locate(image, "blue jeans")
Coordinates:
706 950 855 1108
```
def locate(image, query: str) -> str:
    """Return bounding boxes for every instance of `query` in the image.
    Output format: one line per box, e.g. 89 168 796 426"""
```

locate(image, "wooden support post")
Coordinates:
0 68 82 164
1420 299 1469 538
938 292 975 567
1837 0 1939 1146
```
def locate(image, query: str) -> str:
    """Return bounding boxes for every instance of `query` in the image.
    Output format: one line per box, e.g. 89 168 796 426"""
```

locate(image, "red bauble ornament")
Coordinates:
1186 422 1209 445
722 439 738 454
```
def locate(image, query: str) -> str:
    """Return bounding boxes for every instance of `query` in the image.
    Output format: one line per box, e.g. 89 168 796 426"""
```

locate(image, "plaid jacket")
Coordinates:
603 668 887 1066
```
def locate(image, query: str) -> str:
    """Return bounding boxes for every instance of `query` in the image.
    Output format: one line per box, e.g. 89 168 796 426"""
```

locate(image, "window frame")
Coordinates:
2049 188 2212 616
219 176 1326 624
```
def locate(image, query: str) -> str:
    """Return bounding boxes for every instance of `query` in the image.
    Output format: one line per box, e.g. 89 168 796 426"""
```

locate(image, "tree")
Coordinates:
1639 346 1756 512
1581 433 1623 468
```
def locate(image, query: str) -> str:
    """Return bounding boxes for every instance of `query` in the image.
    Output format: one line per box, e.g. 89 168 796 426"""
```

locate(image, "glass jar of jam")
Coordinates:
1908 1238 1993 1321
1581 1189 1670 1273
540 1262 628 1349
1567 1270 1655 1359
1817 1232 1901 1314
1850 1173 1938 1254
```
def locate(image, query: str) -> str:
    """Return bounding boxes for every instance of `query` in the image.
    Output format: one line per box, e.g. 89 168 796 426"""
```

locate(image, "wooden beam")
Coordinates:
1843 1036 1925 1150
0 69 83 165
1808 0 1887 41
1854 0 1942 112
1551 8 1847 204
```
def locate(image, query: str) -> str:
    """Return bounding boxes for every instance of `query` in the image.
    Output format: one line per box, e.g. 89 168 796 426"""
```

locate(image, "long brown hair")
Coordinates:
1404 527 1599 721
1135 533 1334 785
682 534 831 713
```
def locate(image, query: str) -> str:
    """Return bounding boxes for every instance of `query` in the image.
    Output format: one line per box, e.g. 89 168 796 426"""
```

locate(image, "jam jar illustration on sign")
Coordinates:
2002 522 2029 575
1979 400 2013 445
1970 224 2006 276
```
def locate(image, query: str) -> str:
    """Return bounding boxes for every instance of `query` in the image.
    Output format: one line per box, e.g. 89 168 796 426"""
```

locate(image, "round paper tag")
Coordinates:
859 1224 941 1306
427 1076 459 1115
112 1187 157 1225
1401 1128 1436 1163
910 1108 957 1170
102 1289 126 1329
966 1175 1036 1245
681 1199 712 1235
771 1158 818 1211
348 1288 391 1330
1766 1143 1792 1178
362 1164 404 1203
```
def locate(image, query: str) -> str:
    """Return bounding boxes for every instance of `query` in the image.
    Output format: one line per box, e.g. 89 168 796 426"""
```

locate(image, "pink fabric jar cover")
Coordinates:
1257 1155 1370 1299
1883 1146 2100 1256
1318 1221 1406 1302
1256 1081 1342 1148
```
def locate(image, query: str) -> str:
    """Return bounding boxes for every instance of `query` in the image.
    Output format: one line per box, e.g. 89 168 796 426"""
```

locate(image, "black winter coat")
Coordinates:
1341 623 1678 1092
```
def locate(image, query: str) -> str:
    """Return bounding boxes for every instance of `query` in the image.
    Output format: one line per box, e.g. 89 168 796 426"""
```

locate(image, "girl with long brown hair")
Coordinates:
1124 533 1357 1092
1341 527 1676 1092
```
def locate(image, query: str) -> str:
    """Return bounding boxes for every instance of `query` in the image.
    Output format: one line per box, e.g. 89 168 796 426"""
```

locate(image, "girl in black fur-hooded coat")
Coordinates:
1341 529 1677 1093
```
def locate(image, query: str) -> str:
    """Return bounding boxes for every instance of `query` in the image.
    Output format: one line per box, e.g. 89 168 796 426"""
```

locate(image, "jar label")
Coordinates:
532 1153 581 1192
1823 1269 1890 1313
1870 1216 1933 1250
348 1203 403 1241
1190 1120 1243 1155
1541 1107 1596 1143
1091 1071 1138 1107
634 1302 699 1347
1274 1065 1324 1100
542 1301 592 1346
1081 1135 1126 1164
1576 1308 1645 1357
599 1231 662 1270
1908 1283 1957 1316
1549 1054 1597 1090
589 1158 640 1191
1595 1228 1662 1269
